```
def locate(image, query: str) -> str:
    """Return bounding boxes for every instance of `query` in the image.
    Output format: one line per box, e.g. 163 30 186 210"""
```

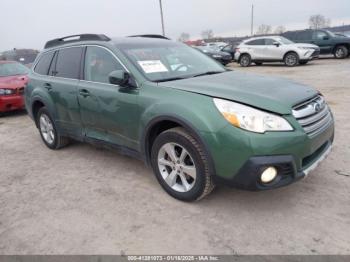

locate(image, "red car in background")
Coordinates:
0 61 29 114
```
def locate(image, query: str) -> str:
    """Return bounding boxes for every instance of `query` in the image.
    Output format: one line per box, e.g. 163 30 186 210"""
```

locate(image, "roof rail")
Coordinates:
44 34 111 49
128 34 170 40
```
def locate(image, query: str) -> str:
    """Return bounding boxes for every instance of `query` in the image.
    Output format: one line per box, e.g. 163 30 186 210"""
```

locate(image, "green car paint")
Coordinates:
25 36 334 194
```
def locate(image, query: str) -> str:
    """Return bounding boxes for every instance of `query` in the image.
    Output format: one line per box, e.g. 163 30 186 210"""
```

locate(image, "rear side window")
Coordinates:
55 47 83 79
246 39 265 45
296 31 312 41
34 52 55 75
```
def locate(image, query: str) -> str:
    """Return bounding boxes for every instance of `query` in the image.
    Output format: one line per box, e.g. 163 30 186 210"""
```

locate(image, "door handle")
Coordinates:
79 89 90 97
44 83 52 91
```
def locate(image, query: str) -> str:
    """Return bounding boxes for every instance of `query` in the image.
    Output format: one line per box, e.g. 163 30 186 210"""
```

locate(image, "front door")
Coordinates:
77 46 139 150
313 30 332 54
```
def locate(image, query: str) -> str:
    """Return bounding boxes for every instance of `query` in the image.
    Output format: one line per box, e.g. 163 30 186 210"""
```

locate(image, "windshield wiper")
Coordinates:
192 71 224 78
155 77 188 83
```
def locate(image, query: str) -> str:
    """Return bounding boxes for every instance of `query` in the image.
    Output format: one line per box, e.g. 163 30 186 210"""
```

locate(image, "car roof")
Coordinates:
43 35 181 52
243 36 282 42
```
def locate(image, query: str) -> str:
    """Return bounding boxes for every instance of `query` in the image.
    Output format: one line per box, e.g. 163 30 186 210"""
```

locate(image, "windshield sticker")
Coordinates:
138 60 168 73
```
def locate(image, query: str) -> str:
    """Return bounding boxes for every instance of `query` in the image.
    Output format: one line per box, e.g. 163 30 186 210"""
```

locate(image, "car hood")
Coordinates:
160 71 318 114
291 43 320 49
0 75 28 89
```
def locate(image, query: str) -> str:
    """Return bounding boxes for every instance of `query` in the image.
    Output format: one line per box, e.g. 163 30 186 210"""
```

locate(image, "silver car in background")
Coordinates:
235 36 320 67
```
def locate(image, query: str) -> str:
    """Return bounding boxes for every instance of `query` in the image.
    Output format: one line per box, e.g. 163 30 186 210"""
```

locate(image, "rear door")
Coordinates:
48 46 84 138
77 46 139 149
245 39 265 59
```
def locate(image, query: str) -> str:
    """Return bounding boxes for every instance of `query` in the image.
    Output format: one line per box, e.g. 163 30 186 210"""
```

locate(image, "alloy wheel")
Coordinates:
157 142 196 192
240 56 250 67
285 54 297 66
39 114 55 144
335 48 345 58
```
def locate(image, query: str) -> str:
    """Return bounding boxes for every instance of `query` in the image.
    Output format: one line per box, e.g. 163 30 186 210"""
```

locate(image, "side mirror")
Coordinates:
108 70 130 87
273 42 280 47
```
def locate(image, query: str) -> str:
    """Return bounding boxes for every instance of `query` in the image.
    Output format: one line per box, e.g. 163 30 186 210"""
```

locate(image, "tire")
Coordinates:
284 52 299 67
334 45 348 59
151 127 215 202
36 107 69 150
299 61 308 65
255 62 263 66
239 54 251 67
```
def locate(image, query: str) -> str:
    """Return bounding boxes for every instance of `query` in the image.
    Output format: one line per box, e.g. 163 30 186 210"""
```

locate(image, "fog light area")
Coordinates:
261 167 278 184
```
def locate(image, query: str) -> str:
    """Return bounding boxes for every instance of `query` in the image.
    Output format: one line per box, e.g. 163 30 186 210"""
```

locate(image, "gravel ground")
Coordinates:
0 58 349 255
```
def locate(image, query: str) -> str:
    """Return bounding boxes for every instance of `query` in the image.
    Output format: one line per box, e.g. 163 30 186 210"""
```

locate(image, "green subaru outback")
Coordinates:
25 34 334 201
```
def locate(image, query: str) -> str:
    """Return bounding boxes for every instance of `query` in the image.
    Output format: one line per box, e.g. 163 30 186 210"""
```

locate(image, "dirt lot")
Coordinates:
0 58 349 255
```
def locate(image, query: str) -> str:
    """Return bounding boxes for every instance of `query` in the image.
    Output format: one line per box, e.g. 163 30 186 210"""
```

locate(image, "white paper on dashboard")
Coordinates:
138 60 168 73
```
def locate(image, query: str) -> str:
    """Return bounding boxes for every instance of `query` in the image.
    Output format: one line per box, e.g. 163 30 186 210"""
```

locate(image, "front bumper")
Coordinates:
202 114 335 191
300 49 320 60
0 95 25 112
213 140 333 190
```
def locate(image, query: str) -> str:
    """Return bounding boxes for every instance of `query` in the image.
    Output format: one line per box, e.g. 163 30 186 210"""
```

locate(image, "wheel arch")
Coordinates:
141 115 217 177
238 52 251 61
333 43 350 53
283 50 299 60
31 98 46 127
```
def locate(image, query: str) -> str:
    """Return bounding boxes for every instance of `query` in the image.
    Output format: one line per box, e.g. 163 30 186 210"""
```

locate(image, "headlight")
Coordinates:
0 88 15 96
212 54 223 58
213 98 293 133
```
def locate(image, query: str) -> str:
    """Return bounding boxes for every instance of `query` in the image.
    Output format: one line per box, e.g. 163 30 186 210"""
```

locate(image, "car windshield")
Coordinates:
275 36 294 45
118 41 225 82
0 62 29 77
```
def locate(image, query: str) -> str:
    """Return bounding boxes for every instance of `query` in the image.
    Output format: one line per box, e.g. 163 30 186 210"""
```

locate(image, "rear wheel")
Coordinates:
239 54 251 67
151 127 215 201
284 52 299 67
37 107 69 149
334 45 348 59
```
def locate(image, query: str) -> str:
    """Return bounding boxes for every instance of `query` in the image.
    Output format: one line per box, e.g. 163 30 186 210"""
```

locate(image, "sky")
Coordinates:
1 0 350 51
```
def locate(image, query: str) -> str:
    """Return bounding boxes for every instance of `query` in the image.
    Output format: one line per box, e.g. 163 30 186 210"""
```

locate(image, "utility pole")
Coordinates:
159 0 165 36
250 4 254 36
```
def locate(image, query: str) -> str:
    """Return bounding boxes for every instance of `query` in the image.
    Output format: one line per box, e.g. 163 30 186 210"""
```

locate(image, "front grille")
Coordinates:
292 95 333 137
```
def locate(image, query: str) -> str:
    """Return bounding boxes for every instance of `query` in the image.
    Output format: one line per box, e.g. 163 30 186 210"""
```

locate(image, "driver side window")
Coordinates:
315 31 328 40
84 46 123 84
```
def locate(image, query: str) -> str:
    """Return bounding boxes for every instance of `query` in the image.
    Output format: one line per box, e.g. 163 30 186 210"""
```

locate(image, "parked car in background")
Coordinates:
26 34 334 201
235 36 320 67
0 49 39 66
195 46 232 65
204 42 228 49
220 44 239 61
283 29 350 59
0 61 29 114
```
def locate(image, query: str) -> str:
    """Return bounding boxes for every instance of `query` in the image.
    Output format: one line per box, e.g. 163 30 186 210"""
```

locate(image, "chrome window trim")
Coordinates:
31 44 138 88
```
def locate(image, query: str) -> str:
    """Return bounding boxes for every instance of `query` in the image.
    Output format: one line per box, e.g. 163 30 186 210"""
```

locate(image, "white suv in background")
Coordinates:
235 36 320 67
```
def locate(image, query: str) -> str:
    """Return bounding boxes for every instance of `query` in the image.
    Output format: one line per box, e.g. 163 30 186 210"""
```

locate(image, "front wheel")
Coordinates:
151 127 215 201
334 46 348 59
37 107 69 149
284 52 299 67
